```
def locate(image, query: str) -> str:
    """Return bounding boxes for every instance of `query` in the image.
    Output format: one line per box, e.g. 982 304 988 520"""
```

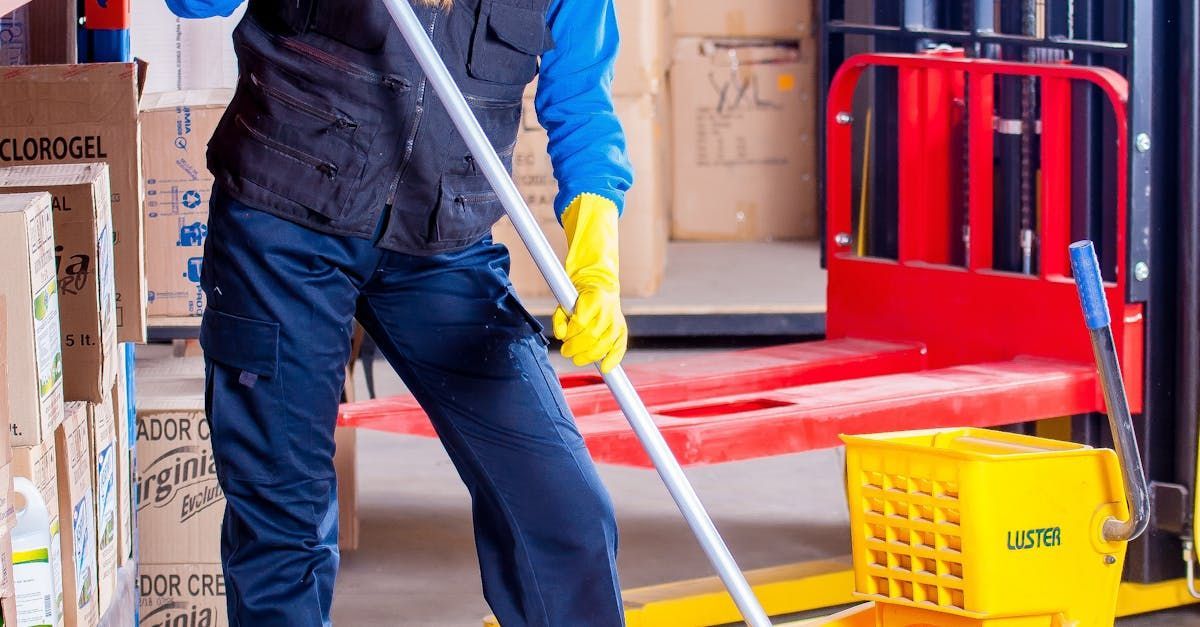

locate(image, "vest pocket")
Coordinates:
234 115 358 218
468 0 549 85
431 174 508 247
221 79 371 222
250 73 360 131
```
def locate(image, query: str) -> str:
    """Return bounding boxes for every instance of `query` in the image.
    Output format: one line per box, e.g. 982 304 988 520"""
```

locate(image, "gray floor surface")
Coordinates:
329 348 1200 626
515 241 827 316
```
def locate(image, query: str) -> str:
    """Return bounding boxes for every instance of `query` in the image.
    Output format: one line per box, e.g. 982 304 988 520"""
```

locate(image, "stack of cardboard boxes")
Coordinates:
135 359 227 624
0 63 148 344
0 191 58 625
0 164 127 624
0 160 137 624
669 0 818 242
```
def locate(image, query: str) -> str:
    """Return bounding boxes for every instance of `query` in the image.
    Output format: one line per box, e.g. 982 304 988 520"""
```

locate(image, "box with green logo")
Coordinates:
0 164 118 404
86 398 117 616
109 361 134 568
0 192 65 447
56 403 98 627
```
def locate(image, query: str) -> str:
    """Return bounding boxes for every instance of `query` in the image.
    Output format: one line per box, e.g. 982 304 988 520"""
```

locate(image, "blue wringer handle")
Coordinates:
1069 241 1110 331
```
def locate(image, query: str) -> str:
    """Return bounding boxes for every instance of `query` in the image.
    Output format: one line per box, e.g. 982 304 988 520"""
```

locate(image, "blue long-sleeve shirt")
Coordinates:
166 0 633 219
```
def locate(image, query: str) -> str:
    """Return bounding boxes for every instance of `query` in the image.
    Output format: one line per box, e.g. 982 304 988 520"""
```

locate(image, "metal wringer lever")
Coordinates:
1069 240 1150 543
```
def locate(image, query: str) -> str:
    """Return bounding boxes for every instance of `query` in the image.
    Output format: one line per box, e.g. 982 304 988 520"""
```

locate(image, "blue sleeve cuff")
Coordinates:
556 185 627 223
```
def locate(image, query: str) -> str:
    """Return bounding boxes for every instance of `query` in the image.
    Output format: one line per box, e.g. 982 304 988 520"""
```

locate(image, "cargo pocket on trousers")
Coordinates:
429 174 508 249
467 1 549 85
200 307 283 482
505 288 548 346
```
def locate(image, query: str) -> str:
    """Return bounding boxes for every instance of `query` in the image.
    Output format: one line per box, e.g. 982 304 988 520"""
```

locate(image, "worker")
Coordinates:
164 0 634 625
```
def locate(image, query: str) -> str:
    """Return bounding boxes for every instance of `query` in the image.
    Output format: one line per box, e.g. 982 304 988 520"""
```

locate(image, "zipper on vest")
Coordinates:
249 73 359 129
248 18 413 93
237 115 340 180
278 37 386 84
384 11 439 207
456 192 496 205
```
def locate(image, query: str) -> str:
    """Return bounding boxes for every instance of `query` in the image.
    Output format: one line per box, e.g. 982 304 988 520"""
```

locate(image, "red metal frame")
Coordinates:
825 53 1142 411
340 53 1144 467
340 339 928 432
897 49 966 265
348 358 1100 468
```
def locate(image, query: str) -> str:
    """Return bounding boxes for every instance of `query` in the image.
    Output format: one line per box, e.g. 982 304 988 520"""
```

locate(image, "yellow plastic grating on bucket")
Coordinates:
841 427 1128 622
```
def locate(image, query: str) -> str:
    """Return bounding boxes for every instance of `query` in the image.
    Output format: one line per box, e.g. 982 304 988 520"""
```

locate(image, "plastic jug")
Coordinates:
12 476 56 627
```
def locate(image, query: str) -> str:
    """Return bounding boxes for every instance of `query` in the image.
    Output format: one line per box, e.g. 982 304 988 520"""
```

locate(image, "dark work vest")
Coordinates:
206 0 552 254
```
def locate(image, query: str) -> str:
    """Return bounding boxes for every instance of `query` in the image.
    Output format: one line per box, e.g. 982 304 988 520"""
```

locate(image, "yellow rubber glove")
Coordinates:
553 193 628 373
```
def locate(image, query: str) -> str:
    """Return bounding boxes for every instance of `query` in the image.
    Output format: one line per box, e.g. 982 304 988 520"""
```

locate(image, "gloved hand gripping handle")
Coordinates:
1069 241 1150 543
379 1 772 624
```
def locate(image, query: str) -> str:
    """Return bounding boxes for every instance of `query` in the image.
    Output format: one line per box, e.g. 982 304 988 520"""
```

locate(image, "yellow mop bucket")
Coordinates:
841 428 1128 626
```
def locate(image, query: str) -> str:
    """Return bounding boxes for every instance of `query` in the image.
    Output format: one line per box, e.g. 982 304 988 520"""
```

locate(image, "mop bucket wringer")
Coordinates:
836 427 1129 626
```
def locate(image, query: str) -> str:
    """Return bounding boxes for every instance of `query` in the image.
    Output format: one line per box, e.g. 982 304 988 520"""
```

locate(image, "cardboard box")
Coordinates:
0 63 147 342
613 0 670 96
670 38 818 241
25 0 78 65
140 90 232 319
494 94 669 298
56 402 98 627
138 563 226 626
111 358 134 567
0 163 118 403
670 0 813 38
131 0 243 93
11 435 65 626
0 192 64 447
136 393 223 565
86 400 117 616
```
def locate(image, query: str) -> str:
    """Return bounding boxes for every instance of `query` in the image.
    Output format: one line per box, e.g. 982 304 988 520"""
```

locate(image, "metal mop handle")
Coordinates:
1069 241 1151 543
380 1 773 624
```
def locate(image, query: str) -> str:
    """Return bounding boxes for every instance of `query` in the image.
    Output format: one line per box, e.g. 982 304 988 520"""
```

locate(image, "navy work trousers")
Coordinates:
199 189 623 626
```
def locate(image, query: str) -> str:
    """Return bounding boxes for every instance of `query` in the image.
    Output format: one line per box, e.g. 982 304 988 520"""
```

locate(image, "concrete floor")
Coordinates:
515 241 827 316
329 347 1200 626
